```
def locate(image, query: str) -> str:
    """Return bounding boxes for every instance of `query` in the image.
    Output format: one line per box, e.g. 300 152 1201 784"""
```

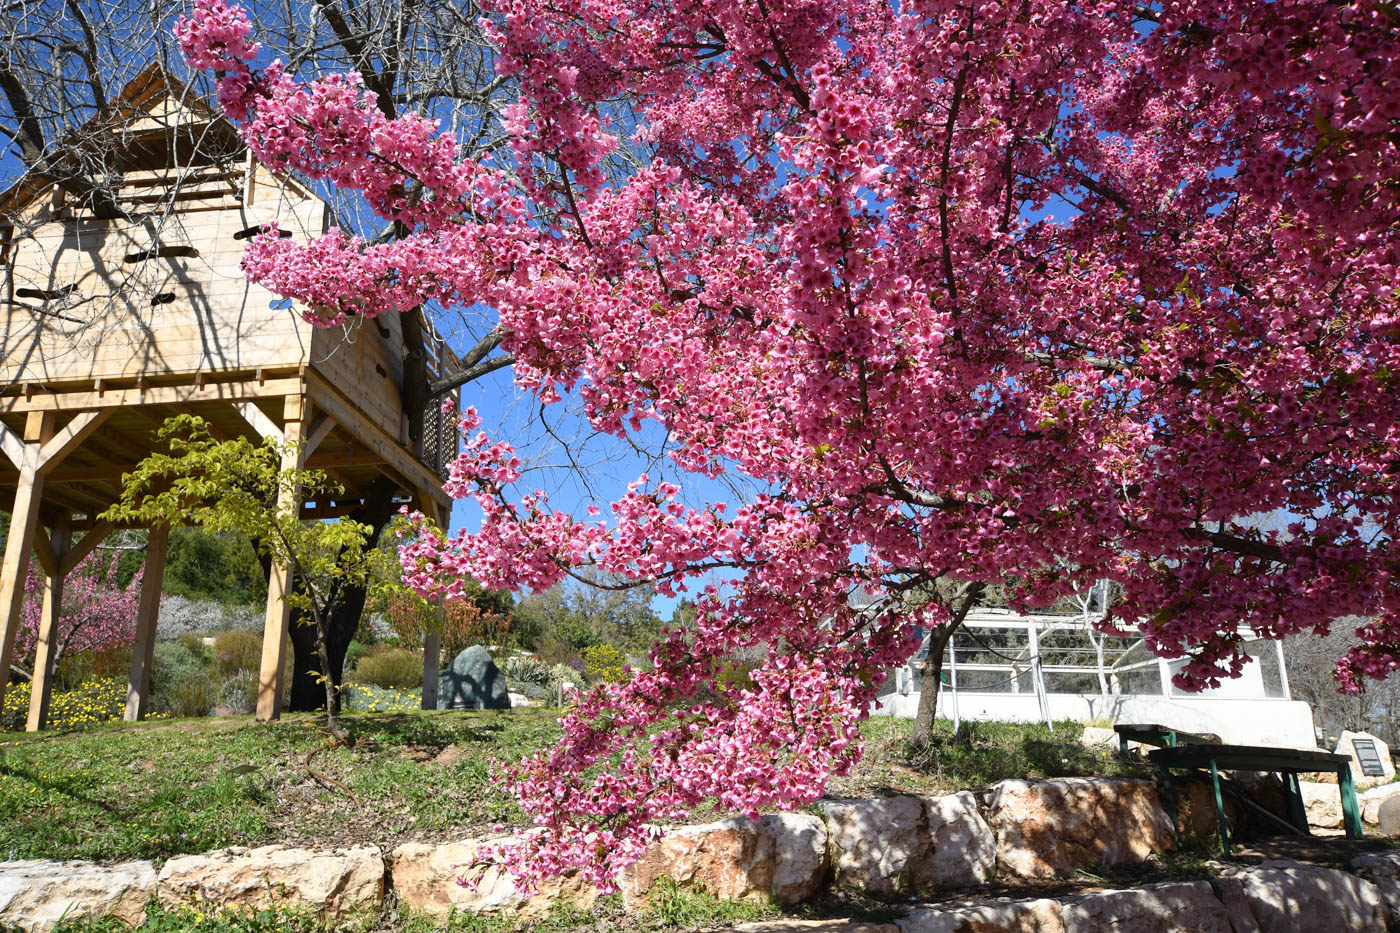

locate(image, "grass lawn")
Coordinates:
0 708 1141 867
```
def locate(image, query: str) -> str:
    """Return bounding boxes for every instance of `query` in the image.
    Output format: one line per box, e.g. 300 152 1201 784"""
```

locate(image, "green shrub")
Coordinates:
150 640 212 718
167 672 215 718
176 632 210 663
212 630 262 677
353 647 422 689
344 639 368 671
501 653 552 686
549 663 582 689
216 670 258 714
582 643 627 684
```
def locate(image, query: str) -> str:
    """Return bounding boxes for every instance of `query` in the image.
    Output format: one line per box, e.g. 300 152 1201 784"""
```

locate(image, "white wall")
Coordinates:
872 691 1317 749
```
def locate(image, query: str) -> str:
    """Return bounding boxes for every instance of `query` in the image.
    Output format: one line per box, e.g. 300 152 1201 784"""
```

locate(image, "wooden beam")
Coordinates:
27 520 71 731
0 423 24 471
256 397 308 722
0 376 306 413
303 413 335 458
305 371 450 509
32 529 58 578
124 526 169 722
299 499 365 519
36 410 113 476
0 412 53 712
234 401 281 441
59 521 113 576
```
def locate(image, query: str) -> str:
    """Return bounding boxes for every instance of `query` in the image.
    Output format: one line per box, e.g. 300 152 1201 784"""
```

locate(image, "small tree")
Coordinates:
103 415 377 739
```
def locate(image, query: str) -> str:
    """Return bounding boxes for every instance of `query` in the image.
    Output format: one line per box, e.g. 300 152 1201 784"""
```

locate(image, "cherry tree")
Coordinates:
10 551 143 682
178 0 1399 886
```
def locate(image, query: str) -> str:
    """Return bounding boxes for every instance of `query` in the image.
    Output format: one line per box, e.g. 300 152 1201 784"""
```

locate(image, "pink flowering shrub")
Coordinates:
13 550 144 680
179 0 1400 888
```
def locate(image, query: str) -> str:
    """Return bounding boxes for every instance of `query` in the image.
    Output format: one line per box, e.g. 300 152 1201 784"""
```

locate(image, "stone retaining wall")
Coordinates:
2 777 1397 932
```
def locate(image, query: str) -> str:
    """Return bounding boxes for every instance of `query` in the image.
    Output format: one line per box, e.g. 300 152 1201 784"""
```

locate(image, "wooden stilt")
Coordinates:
0 412 54 712
26 518 72 731
255 396 308 722
419 500 450 711
124 525 170 721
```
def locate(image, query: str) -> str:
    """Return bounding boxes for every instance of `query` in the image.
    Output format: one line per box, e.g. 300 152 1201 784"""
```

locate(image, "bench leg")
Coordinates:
1210 759 1231 854
1284 772 1311 835
1158 765 1180 845
1337 767 1364 839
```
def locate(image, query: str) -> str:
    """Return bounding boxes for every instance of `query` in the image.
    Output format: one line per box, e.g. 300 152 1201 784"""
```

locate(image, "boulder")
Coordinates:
1350 850 1400 926
437 646 511 710
738 922 899 933
820 794 994 899
620 813 828 909
1225 859 1387 933
1078 726 1117 750
157 844 384 921
391 838 598 920
982 778 1174 878
0 859 155 933
1059 881 1234 933
1299 780 1342 829
1171 774 1240 844
898 898 1065 932
1380 794 1400 835
1335 730 1395 790
1359 782 1400 824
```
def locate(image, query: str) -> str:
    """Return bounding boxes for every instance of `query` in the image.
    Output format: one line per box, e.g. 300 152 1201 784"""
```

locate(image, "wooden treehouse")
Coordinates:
0 64 457 730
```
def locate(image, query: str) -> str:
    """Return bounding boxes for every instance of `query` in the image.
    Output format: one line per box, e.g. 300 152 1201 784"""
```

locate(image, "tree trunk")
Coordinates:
912 626 954 746
283 478 400 713
910 581 985 747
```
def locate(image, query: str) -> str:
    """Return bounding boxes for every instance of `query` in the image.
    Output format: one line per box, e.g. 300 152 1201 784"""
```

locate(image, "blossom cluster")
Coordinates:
180 0 1400 887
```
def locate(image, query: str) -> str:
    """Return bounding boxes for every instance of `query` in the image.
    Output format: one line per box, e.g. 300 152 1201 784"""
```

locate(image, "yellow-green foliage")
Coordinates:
212 630 262 677
582 643 626 684
353 647 423 689
2 678 165 732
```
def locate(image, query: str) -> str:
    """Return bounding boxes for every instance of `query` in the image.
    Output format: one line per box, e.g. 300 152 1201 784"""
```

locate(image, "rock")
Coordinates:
820 794 994 899
437 645 511 710
982 778 1174 878
1380 794 1400 835
507 692 539 707
0 859 156 933
1359 782 1400 824
1226 859 1387 933
621 814 828 909
762 813 830 905
157 844 384 921
1078 726 1117 749
391 838 598 920
1059 881 1234 933
1299 780 1343 829
1335 730 1395 791
738 923 899 933
1349 850 1400 926
1171 774 1240 844
898 898 1065 932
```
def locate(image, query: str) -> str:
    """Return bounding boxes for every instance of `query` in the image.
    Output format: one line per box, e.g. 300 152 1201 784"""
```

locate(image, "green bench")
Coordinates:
1113 722 1218 755
1149 743 1364 853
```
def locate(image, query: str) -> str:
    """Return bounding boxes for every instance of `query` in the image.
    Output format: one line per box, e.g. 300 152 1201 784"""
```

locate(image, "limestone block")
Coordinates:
620 814 828 909
1359 782 1400 825
1380 794 1400 836
0 859 155 933
1059 881 1233 933
391 837 598 920
1350 850 1400 926
157 844 384 922
1226 859 1387 933
898 898 1065 932
820 793 995 898
1299 780 1343 829
982 778 1174 878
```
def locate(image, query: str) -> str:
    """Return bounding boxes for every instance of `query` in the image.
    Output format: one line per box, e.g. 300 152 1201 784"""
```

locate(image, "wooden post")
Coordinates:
0 411 53 712
26 519 71 731
255 396 308 722
419 500 449 711
124 525 170 721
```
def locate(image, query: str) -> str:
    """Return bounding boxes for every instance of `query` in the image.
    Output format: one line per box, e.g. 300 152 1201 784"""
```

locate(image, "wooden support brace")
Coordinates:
32 530 59 578
124 526 169 722
0 424 24 471
255 397 309 722
234 401 281 442
0 412 54 711
27 520 72 731
36 410 113 476
59 520 113 576
303 414 335 458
